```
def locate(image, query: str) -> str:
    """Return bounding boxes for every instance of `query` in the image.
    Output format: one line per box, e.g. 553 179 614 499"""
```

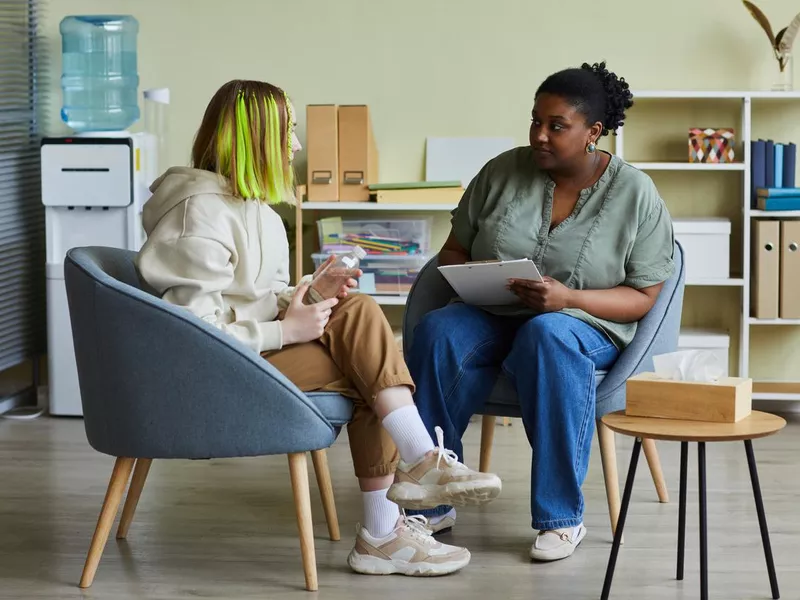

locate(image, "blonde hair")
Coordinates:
191 79 295 204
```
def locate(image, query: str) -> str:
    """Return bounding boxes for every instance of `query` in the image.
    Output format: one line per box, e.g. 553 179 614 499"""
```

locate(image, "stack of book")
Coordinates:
751 139 798 210
367 181 463 205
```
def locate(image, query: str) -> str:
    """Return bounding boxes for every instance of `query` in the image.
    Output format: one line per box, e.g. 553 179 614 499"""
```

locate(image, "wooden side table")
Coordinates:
599 410 786 600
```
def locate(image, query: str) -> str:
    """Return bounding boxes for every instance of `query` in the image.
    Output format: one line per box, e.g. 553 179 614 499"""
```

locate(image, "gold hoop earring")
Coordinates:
586 141 597 153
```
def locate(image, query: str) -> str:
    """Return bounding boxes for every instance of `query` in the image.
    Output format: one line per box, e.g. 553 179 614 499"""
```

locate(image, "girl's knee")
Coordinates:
338 293 383 319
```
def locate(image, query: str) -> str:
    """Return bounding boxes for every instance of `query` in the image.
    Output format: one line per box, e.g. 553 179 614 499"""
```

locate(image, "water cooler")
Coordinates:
41 15 167 415
41 133 157 415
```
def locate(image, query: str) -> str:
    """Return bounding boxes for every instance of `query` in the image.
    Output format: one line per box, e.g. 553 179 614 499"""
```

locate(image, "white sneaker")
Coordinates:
387 426 502 511
427 508 457 535
347 514 471 576
529 524 587 562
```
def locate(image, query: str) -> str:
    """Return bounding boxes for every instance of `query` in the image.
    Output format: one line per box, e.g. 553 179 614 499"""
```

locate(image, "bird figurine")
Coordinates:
742 1 800 72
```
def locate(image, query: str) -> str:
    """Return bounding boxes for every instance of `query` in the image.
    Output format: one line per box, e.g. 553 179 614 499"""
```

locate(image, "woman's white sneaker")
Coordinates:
387 426 502 511
347 514 470 576
427 508 457 535
529 524 587 562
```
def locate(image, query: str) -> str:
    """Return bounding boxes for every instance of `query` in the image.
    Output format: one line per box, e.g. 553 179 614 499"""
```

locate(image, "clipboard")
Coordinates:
438 259 543 306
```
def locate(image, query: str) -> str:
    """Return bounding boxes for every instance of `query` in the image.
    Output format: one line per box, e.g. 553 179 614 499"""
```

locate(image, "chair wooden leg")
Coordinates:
643 438 669 503
597 420 623 544
311 449 340 541
116 458 152 539
79 457 135 588
479 415 496 473
288 453 318 592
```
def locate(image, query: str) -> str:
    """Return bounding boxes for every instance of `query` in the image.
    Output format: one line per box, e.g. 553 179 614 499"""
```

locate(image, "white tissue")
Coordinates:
652 350 724 383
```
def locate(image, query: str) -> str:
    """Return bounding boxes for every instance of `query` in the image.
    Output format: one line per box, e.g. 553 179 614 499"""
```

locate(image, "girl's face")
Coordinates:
289 101 302 160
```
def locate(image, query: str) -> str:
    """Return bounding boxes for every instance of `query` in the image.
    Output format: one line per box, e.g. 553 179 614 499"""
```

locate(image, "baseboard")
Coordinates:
0 387 36 415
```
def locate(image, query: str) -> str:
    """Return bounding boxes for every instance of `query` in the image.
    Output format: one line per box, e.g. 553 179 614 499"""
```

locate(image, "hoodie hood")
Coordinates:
142 167 233 234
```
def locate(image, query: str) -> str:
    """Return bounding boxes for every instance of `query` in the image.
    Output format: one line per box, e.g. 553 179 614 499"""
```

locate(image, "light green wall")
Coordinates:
37 0 800 382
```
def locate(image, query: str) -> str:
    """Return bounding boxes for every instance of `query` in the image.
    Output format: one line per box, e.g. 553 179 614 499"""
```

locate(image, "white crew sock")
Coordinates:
429 507 457 526
381 405 436 464
362 489 400 538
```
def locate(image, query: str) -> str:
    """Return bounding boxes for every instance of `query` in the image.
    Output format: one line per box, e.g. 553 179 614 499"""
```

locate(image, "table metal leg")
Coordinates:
601 437 642 600
698 442 708 600
745 440 780 599
677 441 688 581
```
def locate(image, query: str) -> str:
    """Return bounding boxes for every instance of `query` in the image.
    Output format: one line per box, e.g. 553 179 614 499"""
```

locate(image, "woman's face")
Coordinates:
529 93 598 170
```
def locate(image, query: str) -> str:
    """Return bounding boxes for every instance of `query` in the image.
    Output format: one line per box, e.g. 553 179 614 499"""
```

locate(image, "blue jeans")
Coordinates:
407 303 619 530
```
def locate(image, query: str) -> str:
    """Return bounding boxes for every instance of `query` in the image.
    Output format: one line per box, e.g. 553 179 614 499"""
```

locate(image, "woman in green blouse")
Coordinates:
407 62 675 562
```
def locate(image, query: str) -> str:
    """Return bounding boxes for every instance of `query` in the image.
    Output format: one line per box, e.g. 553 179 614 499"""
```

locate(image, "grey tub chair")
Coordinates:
403 241 686 539
64 246 354 592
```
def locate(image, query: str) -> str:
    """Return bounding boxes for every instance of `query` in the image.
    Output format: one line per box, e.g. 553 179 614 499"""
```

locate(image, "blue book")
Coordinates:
784 142 797 188
752 139 766 207
756 196 800 210
765 139 775 188
775 144 784 187
756 187 800 197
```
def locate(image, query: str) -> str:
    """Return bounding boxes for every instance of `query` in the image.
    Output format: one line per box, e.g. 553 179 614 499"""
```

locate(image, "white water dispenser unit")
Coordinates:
41 133 156 415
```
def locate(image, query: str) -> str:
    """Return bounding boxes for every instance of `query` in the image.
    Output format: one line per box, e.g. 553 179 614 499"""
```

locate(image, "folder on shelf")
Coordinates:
306 105 339 202
765 140 775 188
784 142 797 188
780 220 800 319
751 219 780 319
338 105 379 202
751 139 766 207
775 143 784 188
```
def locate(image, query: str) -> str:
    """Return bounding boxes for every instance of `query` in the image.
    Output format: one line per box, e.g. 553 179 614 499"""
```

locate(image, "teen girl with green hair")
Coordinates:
136 80 502 577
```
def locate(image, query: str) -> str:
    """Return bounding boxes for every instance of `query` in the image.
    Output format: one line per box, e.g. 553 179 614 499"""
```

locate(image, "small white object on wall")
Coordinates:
425 136 516 188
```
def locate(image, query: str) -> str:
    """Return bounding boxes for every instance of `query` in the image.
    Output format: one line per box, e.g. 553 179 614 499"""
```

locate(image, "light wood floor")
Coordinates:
1 414 798 600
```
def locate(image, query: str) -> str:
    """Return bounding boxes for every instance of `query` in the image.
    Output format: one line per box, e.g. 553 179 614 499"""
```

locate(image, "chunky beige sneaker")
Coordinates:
427 508 457 535
347 515 471 576
387 426 502 510
529 524 587 562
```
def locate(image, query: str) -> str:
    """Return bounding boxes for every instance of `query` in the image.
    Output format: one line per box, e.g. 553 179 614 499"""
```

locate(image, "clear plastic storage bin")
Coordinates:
312 253 429 295
317 217 431 256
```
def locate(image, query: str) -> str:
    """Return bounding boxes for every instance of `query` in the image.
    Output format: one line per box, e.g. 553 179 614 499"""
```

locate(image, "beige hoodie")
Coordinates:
135 167 311 353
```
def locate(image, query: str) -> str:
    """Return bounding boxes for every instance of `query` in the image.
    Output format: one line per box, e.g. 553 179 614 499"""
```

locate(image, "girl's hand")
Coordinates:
280 283 339 344
335 269 362 298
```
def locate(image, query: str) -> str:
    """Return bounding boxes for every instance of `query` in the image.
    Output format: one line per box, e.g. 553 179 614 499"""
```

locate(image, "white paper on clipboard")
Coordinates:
438 259 543 306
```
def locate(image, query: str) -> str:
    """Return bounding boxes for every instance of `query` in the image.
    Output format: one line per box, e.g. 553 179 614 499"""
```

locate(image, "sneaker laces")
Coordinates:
400 512 436 544
434 425 465 471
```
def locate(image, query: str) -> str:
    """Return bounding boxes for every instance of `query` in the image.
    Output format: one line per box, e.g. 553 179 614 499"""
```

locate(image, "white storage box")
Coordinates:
312 253 429 295
317 217 432 256
677 328 730 377
673 218 731 281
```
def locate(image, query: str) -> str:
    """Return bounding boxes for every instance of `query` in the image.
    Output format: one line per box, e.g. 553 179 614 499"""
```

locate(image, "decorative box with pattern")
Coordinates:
689 128 736 163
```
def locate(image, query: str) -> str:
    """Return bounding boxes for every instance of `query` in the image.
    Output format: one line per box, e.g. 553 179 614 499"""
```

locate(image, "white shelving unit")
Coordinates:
620 90 800 401
296 92 800 400
630 162 746 171
301 202 456 212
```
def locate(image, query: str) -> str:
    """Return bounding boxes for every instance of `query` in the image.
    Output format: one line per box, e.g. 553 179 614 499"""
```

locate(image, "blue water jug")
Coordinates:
60 15 140 132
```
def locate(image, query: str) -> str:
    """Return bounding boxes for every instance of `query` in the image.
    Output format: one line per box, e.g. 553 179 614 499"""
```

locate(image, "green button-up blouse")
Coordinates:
450 146 675 349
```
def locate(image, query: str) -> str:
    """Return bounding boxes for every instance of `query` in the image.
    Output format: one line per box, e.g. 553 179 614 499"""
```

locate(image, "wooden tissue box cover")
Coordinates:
625 373 752 423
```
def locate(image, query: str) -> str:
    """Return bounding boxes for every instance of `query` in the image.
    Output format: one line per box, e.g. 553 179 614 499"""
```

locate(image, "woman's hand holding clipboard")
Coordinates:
437 259 543 306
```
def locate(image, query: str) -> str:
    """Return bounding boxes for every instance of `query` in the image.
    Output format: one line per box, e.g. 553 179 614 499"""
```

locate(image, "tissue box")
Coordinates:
625 373 752 423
